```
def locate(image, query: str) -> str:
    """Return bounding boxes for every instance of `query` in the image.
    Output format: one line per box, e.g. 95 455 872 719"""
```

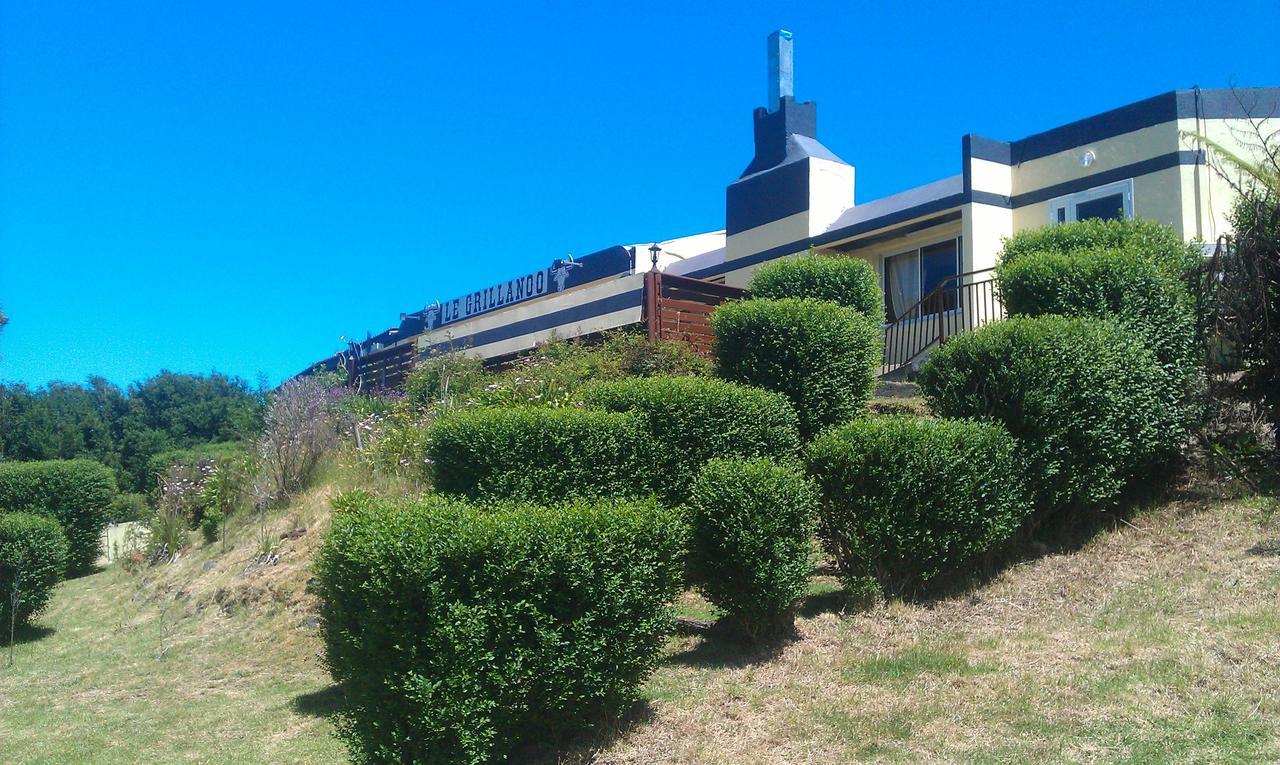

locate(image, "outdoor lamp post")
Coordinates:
649 242 661 270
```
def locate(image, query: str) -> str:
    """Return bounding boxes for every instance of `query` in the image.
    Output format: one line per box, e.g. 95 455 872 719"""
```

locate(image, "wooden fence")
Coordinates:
344 342 417 392
643 272 748 359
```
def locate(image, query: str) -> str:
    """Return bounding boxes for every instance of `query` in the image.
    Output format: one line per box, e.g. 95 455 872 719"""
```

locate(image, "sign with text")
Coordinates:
423 246 633 331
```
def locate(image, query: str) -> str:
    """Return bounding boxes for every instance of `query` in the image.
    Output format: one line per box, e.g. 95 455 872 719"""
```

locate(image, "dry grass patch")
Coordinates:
553 489 1280 764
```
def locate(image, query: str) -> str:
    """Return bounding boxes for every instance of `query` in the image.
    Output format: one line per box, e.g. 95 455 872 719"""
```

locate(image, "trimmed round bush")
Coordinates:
805 416 1030 596
581 376 800 504
688 458 816 639
315 494 687 765
427 407 647 503
0 459 116 574
998 218 1201 290
750 252 885 321
918 316 1179 518
997 246 1201 433
0 512 70 629
713 298 882 439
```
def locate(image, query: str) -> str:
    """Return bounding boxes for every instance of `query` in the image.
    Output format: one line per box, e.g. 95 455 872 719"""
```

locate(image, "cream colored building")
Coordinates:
306 32 1278 375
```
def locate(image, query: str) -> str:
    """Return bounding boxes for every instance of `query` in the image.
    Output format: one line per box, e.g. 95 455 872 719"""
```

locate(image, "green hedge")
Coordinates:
688 458 816 638
581 376 800 504
997 246 1201 432
919 316 1178 518
805 416 1030 596
427 407 647 503
0 512 69 628
713 298 882 439
315 495 687 765
750 252 885 321
0 459 116 574
145 441 250 493
998 218 1201 291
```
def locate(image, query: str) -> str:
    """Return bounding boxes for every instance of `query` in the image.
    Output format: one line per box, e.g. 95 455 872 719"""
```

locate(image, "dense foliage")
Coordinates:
145 441 251 497
805 416 1030 596
402 333 712 413
315 495 686 765
581 376 800 503
712 298 882 439
750 252 885 321
687 458 816 638
0 512 69 629
0 371 263 492
0 459 117 573
427 407 647 503
997 246 1200 431
919 316 1178 518
1217 191 1280 439
997 217 1201 290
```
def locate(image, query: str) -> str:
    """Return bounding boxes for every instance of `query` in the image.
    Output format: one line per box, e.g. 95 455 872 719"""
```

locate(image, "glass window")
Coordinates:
882 238 961 321
1048 179 1133 225
921 240 960 313
1074 193 1125 221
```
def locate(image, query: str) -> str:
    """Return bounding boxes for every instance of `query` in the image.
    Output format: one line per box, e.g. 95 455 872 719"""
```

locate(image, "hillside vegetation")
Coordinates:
1 470 1277 764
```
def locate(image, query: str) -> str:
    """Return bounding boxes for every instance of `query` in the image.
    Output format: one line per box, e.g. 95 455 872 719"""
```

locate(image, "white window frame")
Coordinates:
1048 178 1134 224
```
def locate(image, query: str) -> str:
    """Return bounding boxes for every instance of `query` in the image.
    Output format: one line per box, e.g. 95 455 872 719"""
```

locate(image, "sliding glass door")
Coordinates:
883 238 961 322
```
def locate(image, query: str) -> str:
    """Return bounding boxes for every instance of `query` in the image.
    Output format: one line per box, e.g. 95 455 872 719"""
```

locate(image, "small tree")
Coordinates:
257 377 340 502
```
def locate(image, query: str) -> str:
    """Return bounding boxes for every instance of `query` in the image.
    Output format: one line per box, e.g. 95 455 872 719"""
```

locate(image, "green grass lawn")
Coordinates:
0 557 345 764
3 486 1278 764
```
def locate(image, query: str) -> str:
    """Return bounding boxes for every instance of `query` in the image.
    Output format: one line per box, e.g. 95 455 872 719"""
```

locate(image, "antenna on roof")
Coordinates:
767 29 794 111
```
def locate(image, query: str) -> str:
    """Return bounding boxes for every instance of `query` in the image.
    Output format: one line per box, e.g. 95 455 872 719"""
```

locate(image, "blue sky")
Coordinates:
2 1 1277 388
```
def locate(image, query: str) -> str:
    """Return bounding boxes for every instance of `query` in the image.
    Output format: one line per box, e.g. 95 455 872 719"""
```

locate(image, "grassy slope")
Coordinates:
0 486 346 765
2 482 1278 764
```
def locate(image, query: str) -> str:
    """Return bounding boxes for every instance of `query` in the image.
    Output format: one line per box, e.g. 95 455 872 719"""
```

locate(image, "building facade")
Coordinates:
306 31 1279 380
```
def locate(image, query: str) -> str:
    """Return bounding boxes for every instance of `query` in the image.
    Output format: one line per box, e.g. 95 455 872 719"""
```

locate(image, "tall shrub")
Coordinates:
0 513 69 630
750 252 885 321
427 407 647 503
0 459 116 574
805 416 1030 596
997 246 1201 431
581 376 800 504
1217 191 1280 439
257 377 340 502
998 217 1201 290
713 298 882 439
688 458 816 639
315 495 686 765
919 316 1178 518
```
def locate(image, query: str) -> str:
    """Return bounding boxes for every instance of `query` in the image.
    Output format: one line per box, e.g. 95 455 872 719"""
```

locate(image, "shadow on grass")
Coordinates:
1 623 55 647
292 684 348 718
666 617 802 670
521 699 656 765
908 469 1213 605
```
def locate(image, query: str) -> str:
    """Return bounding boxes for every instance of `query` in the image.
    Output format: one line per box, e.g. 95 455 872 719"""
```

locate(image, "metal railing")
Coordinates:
881 268 1002 376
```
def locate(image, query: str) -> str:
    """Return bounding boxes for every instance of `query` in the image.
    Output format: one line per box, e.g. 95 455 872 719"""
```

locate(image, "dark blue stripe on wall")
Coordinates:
688 194 968 280
1181 88 1280 121
726 159 809 235
976 88 1280 167
965 134 1013 165
831 211 962 253
422 288 644 356
693 148 1206 280
1009 150 1202 207
970 190 1011 208
1010 92 1179 164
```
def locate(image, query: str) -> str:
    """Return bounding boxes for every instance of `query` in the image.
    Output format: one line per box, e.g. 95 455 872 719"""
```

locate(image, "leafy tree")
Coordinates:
0 371 263 492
